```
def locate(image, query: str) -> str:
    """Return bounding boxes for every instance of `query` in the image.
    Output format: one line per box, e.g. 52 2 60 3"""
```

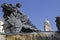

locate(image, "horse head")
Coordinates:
1 3 15 18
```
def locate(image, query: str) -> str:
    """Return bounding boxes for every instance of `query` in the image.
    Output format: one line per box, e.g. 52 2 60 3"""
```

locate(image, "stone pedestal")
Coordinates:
0 32 60 40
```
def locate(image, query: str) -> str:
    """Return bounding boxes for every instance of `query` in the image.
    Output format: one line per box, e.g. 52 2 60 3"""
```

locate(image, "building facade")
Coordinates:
0 18 4 33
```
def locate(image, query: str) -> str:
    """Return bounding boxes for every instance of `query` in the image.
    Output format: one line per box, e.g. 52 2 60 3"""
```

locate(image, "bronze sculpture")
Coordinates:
1 3 40 34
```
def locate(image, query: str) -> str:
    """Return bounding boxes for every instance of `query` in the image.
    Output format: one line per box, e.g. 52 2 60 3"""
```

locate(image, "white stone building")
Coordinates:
44 19 53 31
0 18 5 40
0 18 4 33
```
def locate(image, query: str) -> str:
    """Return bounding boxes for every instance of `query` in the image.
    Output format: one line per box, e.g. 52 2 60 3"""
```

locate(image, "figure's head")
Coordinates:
55 16 60 31
16 3 22 8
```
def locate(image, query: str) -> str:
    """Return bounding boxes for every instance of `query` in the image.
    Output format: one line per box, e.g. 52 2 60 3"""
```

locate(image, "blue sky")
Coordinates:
0 0 60 31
